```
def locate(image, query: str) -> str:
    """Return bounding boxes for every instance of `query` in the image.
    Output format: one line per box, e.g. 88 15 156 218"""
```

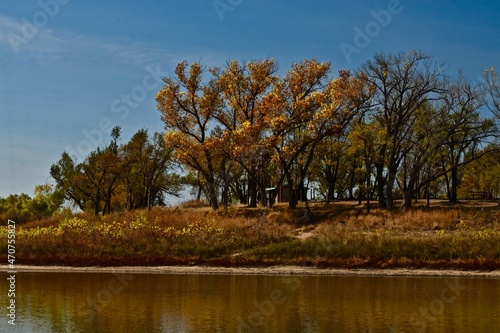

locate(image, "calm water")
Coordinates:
1 271 499 332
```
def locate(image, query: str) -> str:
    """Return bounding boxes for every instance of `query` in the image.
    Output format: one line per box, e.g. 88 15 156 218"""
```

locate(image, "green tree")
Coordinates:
121 129 182 210
51 135 123 216
51 127 182 214
50 151 88 212
29 184 65 219
0 193 32 223
459 146 500 198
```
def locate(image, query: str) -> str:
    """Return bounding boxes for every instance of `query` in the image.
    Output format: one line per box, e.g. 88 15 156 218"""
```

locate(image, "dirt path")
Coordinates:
293 225 318 241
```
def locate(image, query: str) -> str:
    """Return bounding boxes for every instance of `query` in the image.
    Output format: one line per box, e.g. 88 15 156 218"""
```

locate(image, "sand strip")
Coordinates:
3 265 499 278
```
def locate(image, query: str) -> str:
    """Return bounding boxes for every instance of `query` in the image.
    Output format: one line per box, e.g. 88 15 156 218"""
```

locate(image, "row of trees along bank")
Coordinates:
46 50 499 215
156 50 499 211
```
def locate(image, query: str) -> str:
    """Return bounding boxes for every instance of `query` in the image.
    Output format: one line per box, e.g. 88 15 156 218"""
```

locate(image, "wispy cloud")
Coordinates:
0 13 160 65
0 15 64 56
0 14 227 68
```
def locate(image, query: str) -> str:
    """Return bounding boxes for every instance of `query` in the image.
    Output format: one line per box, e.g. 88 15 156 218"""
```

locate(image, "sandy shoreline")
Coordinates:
3 265 500 278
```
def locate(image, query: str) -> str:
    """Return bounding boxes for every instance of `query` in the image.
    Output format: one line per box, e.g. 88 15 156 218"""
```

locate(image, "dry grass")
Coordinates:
1 200 499 269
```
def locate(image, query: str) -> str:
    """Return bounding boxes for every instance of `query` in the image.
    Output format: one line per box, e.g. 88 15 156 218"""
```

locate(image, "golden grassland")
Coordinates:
2 200 499 270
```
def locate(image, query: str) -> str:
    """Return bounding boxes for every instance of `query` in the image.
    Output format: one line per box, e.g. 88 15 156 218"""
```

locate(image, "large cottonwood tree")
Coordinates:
156 61 223 210
263 61 373 208
213 59 278 207
360 50 445 210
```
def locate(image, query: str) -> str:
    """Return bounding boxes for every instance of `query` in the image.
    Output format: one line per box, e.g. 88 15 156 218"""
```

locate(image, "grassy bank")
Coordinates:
2 200 499 270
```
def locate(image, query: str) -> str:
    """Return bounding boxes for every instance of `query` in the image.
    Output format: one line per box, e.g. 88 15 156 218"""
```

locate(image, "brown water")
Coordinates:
1 272 499 332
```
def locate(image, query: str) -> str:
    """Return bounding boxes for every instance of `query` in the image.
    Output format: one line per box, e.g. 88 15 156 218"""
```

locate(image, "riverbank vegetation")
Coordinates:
2 200 499 270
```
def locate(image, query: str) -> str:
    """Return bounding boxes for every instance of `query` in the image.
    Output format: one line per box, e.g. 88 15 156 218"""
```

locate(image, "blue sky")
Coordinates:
1 0 499 201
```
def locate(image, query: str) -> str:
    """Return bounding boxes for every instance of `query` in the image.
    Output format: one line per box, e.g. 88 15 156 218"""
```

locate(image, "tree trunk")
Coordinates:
286 172 298 209
288 187 298 209
221 162 230 210
207 181 219 210
259 182 268 207
375 162 386 208
93 193 101 216
325 164 338 203
324 147 342 203
404 177 416 210
386 162 398 211
449 166 459 203
327 184 335 203
233 178 246 204
348 161 357 200
366 175 371 214
426 184 430 209
206 171 219 211
196 185 202 201
248 175 257 208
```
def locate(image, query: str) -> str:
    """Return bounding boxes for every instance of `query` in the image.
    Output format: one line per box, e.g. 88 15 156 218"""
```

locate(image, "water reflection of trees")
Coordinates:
14 273 500 332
